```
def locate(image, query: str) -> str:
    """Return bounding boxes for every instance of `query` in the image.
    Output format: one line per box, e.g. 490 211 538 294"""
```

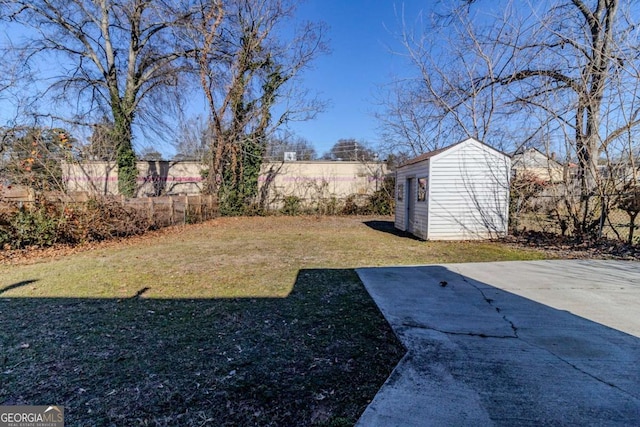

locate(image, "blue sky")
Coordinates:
0 1 426 157
284 0 422 155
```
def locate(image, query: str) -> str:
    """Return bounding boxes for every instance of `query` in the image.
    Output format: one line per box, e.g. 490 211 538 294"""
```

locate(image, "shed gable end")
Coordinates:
428 140 510 239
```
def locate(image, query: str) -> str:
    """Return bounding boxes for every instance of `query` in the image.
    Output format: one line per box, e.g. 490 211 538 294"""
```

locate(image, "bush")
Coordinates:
80 198 153 240
340 195 361 215
0 197 153 250
2 205 60 248
364 175 395 215
242 202 268 217
281 196 302 216
364 189 395 215
315 196 339 216
0 226 10 247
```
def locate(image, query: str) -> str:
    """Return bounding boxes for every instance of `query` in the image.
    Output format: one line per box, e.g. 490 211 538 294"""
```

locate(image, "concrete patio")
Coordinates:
356 260 640 426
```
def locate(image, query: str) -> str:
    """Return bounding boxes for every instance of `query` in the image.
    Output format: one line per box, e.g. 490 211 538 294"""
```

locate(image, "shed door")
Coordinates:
406 178 415 233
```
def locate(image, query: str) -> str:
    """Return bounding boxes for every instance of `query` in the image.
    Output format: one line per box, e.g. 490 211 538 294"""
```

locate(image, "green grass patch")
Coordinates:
0 216 548 425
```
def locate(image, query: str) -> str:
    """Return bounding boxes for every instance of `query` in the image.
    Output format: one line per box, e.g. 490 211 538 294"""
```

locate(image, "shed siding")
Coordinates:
393 169 405 230
428 141 510 240
394 161 429 237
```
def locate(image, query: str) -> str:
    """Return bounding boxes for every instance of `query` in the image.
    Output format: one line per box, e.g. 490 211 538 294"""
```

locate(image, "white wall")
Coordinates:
63 160 386 206
428 140 510 240
512 148 563 183
259 161 386 208
62 161 204 196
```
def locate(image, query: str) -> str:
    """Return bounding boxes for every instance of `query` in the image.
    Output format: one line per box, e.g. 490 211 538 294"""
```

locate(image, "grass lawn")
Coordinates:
0 216 548 426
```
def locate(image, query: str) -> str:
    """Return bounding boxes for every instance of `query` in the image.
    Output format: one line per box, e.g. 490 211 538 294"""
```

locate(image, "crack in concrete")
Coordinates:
400 321 517 339
451 269 639 402
456 273 520 338
521 339 640 402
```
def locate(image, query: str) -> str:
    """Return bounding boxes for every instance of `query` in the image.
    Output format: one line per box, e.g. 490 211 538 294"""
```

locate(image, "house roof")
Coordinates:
511 147 563 167
399 137 509 168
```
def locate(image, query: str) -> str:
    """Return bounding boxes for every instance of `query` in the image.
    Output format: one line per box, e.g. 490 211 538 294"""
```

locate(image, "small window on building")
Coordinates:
417 177 427 202
397 183 404 201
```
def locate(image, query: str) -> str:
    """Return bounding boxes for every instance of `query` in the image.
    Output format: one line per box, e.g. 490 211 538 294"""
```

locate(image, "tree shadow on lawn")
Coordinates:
0 279 38 295
0 269 404 427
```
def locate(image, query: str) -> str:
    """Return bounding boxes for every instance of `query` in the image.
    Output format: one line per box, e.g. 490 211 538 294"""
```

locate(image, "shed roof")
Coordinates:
399 143 462 167
399 138 508 168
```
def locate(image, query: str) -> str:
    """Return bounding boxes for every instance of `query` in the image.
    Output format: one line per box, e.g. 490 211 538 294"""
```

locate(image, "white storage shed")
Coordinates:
394 137 510 240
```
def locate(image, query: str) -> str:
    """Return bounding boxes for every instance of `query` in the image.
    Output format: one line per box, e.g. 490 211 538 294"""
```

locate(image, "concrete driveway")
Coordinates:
356 260 640 426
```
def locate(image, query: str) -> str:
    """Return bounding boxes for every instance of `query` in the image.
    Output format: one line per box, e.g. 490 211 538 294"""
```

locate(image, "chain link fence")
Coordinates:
510 193 640 245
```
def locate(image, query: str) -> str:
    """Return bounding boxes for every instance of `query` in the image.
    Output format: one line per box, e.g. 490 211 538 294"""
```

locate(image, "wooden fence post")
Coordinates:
148 197 154 222
182 196 187 224
185 195 189 224
169 196 174 225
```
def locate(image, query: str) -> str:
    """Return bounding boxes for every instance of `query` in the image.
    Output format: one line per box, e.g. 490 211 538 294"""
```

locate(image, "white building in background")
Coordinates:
62 160 387 208
511 147 565 183
62 160 204 196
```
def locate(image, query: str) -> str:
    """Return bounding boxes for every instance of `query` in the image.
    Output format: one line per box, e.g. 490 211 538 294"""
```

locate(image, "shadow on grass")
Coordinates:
0 279 38 295
363 220 423 241
0 269 404 427
130 287 150 299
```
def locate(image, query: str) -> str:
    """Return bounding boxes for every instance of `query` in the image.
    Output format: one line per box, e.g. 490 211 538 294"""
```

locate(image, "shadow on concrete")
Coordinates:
363 220 424 241
357 263 640 426
0 269 403 426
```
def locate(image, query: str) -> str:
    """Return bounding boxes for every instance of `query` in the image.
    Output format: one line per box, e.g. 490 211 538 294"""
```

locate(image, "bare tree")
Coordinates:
173 115 209 161
138 146 163 161
183 0 327 214
378 3 515 156
322 139 378 161
375 79 443 157
1 0 198 196
81 119 118 161
265 134 317 161
0 126 73 192
386 0 640 236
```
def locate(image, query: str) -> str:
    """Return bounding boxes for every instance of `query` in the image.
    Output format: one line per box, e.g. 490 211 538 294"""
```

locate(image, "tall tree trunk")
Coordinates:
112 98 137 197
574 0 618 233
